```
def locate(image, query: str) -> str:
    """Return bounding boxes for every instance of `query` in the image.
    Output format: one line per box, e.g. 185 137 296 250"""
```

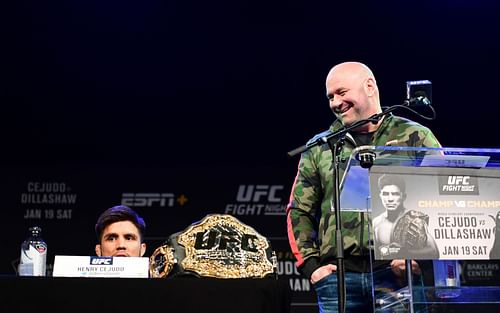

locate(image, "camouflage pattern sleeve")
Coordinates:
421 128 442 148
376 116 441 149
286 148 322 277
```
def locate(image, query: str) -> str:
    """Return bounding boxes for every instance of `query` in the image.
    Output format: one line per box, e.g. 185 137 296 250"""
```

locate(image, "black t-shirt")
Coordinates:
350 131 375 146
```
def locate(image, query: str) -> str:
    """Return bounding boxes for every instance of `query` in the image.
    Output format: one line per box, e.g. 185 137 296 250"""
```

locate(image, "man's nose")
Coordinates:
116 237 126 248
330 96 342 109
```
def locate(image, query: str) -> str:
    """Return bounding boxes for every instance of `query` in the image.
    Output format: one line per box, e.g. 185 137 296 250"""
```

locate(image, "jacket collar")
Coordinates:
329 113 394 146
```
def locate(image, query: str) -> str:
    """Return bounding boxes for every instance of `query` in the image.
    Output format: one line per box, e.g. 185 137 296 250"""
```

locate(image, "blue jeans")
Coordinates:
313 270 427 313
314 272 373 313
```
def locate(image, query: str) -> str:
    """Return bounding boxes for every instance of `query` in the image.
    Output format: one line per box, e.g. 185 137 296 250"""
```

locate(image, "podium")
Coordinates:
340 146 500 313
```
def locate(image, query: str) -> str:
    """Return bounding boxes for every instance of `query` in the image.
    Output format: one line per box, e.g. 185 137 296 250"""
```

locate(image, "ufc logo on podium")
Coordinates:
447 176 470 185
439 175 478 195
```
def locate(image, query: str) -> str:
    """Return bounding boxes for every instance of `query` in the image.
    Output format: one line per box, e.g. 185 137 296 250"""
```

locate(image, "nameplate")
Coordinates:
420 154 489 168
53 255 149 278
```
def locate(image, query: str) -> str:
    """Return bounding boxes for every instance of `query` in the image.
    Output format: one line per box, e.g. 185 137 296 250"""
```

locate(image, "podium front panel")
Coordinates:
340 146 500 312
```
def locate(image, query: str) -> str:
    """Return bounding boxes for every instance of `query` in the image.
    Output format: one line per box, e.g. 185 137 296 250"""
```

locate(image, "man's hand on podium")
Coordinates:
390 259 421 278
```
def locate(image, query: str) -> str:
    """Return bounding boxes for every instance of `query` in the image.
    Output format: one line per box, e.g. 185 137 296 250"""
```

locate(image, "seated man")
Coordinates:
95 205 147 257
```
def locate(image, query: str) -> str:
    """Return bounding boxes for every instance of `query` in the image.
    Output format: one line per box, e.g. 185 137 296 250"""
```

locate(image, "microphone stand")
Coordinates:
328 136 346 313
287 104 407 313
287 104 410 158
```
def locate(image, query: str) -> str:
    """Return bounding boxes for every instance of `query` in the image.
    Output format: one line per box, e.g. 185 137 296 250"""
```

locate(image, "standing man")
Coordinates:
373 174 439 260
286 61 441 312
95 205 147 257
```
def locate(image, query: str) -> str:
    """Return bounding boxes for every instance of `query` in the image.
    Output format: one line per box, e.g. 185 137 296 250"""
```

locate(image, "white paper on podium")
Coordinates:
53 255 149 278
420 154 489 168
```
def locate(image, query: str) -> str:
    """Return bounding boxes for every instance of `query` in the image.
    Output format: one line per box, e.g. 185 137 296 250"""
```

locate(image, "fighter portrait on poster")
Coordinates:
370 166 500 261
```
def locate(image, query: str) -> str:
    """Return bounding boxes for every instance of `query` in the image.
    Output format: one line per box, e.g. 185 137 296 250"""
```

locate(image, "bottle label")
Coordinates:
20 242 47 276
34 242 47 254
31 243 47 276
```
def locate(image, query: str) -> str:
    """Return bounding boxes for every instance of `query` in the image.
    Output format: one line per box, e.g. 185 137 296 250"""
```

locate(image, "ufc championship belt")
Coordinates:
149 214 277 279
391 210 429 249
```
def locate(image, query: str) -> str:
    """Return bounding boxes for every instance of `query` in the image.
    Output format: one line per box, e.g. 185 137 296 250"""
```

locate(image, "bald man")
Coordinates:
326 62 382 132
286 62 441 312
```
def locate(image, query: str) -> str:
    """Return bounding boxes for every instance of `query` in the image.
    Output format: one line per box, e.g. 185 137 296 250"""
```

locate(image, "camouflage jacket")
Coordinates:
286 114 441 278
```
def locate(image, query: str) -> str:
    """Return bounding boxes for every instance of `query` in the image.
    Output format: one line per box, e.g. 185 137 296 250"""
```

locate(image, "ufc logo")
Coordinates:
447 176 470 185
236 185 283 202
194 230 258 252
90 257 113 265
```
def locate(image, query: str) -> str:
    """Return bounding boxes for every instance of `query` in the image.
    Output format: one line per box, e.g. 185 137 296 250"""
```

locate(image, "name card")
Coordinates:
53 255 149 278
420 154 489 168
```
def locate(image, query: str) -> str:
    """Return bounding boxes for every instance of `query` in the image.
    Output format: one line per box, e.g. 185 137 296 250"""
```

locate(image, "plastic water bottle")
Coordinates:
433 260 461 298
18 226 47 276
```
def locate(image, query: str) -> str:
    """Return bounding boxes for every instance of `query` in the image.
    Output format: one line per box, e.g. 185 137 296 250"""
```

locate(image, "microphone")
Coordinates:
405 80 432 107
355 147 376 168
407 93 431 106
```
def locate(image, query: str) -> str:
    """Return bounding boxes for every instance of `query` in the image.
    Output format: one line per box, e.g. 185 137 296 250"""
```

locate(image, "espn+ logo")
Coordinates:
90 256 113 265
122 193 175 207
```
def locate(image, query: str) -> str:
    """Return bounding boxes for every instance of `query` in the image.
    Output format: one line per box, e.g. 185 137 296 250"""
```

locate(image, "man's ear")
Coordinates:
95 244 102 256
140 243 147 257
365 77 376 96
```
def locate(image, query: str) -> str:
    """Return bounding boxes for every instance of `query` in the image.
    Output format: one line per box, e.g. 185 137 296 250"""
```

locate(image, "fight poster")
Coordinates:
370 165 500 261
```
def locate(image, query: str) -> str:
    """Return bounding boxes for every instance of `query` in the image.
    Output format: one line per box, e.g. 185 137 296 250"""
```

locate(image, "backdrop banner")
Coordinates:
0 164 317 310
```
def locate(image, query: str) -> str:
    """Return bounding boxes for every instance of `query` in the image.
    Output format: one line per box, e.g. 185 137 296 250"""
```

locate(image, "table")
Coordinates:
0 276 292 313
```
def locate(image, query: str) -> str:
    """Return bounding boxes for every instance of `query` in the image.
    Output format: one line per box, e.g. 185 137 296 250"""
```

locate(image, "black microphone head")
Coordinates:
355 148 376 169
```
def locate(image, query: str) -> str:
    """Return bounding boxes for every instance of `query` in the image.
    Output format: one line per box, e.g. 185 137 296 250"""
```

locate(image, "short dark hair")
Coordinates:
377 174 406 194
95 205 146 243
